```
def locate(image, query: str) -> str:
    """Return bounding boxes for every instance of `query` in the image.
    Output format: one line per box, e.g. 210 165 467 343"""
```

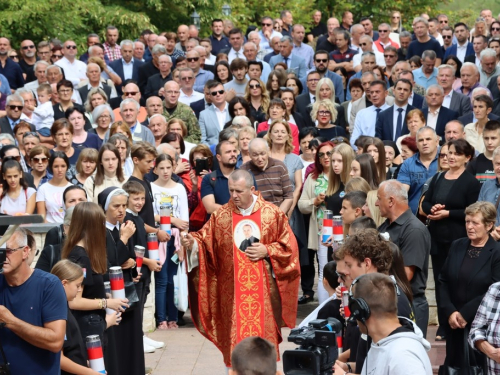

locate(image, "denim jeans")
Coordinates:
154 235 178 323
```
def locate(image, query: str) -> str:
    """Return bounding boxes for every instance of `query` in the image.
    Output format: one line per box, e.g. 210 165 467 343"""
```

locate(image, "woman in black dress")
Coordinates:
97 187 145 375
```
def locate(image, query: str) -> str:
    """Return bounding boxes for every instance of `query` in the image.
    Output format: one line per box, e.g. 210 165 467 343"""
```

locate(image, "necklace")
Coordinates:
467 245 482 259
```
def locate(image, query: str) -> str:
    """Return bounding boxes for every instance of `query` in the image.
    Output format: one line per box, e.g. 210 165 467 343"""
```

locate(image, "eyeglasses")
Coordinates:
331 137 346 144
262 23 272 27
66 45 77 49
32 157 48 163
181 76 194 81
274 26 281 30
315 58 328 63
384 54 396 58
211 90 225 96
123 92 138 96
23 132 40 138
5 246 25 255
10 55 18 59
439 153 448 158
8 105 23 111
52 55 63 59
318 151 332 158
187 57 199 62
22 45 35 50
318 110 331 116
442 35 453 39
98 115 111 120
378 30 389 33
249 84 261 89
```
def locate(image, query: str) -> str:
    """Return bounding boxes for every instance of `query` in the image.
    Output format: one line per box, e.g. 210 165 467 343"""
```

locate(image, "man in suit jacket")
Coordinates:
199 81 231 145
269 36 307 80
487 74 500 117
138 44 165 95
464 35 488 66
294 70 321 127
77 63 114 103
190 97 210 120
0 94 35 136
375 79 414 141
422 85 459 138
239 224 259 252
109 40 144 96
443 22 474 63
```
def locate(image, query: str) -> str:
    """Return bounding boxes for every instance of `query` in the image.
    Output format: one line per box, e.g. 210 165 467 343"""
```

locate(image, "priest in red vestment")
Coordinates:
182 169 300 367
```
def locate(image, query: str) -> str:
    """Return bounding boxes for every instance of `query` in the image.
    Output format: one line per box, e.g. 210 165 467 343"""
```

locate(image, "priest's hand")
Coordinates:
181 233 195 250
246 243 268 261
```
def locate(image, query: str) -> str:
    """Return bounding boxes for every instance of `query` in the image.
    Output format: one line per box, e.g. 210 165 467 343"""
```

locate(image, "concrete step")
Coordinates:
426 325 446 373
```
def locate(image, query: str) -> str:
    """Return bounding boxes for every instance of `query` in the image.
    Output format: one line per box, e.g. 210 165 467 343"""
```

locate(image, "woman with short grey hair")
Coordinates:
89 104 114 141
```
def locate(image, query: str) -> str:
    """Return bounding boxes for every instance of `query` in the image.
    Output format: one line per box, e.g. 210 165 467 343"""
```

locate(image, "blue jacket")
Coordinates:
199 105 231 145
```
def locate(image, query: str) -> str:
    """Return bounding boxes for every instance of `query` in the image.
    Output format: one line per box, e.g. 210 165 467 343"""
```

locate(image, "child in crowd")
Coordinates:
122 180 163 353
230 336 283 375
51 259 118 375
32 83 54 137
340 191 367 234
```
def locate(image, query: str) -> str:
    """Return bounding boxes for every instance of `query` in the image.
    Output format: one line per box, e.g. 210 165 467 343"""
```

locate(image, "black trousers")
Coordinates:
413 294 429 339
300 248 317 297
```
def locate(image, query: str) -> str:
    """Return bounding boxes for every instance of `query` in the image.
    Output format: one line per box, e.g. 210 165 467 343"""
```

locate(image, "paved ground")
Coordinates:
144 303 317 374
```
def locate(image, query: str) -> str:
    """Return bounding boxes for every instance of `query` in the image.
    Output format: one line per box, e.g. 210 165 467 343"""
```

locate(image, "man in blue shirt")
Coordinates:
397 126 439 213
0 228 67 375
0 37 24 90
412 50 438 89
201 141 239 213
209 19 230 56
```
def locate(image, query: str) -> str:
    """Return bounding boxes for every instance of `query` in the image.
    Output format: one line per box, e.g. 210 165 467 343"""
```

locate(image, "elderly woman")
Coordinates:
51 118 81 176
244 77 269 123
384 140 401 179
96 188 144 375
108 133 134 178
256 98 300 154
66 107 101 150
167 118 196 159
237 125 256 167
311 99 347 140
439 201 500 373
84 87 108 123
315 77 346 129
29 146 52 188
89 104 114 141
69 148 99 187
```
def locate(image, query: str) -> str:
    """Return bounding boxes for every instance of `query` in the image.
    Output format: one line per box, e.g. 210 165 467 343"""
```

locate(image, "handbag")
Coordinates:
174 261 189 312
124 280 139 311
438 329 484 375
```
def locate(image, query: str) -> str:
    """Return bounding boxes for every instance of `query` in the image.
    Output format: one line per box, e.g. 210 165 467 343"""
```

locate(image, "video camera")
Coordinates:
283 318 342 375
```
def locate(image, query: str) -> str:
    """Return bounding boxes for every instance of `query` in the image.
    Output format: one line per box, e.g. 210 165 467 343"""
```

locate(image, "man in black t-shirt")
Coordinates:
406 17 443 64
466 120 500 183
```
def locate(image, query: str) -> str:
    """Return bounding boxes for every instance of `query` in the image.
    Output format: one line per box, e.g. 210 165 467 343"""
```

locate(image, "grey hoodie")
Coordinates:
362 317 432 375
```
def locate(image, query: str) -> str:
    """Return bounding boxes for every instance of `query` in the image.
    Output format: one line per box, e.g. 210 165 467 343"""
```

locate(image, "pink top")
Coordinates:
257 121 300 155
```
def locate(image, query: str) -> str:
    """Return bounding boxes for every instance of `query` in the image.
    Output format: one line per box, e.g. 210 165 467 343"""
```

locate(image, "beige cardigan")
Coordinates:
298 174 321 251
84 174 125 203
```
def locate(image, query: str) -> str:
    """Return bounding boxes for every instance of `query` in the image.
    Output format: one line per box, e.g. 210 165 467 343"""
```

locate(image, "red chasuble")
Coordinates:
188 192 300 366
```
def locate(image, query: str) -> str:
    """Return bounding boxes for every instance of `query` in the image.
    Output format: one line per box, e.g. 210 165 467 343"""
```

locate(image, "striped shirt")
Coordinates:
240 158 293 207
469 282 500 374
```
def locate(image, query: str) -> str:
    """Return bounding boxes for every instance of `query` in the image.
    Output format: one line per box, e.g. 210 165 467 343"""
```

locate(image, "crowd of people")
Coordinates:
2 5 500 375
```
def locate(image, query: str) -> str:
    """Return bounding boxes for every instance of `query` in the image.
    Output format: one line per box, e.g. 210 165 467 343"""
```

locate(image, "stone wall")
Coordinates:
26 223 157 332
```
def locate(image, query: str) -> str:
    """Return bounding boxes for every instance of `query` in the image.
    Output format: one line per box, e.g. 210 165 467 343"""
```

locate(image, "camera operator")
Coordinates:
340 273 432 375
0 227 67 374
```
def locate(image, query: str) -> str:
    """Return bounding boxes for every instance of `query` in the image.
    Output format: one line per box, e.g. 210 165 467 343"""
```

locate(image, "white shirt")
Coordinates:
408 91 415 106
206 54 216 65
351 103 390 149
352 50 385 69
228 48 246 64
426 107 440 130
55 57 87 88
309 93 316 104
214 103 228 130
442 90 453 108
122 58 134 80
456 43 468 63
178 89 204 105
392 104 409 141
